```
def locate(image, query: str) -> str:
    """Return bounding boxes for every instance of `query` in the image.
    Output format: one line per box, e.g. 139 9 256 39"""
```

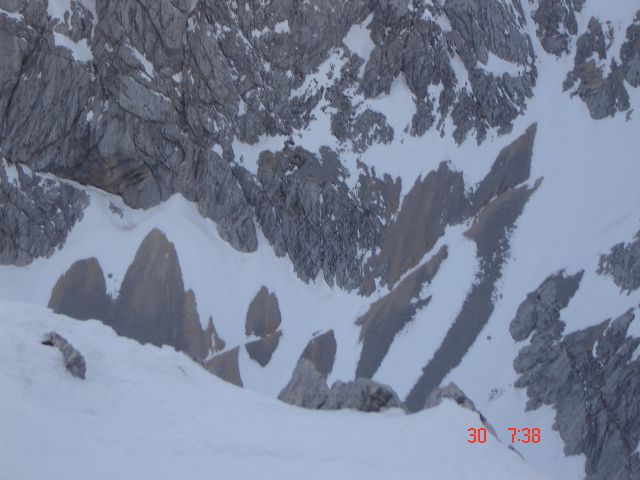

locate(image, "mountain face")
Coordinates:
1 1 640 479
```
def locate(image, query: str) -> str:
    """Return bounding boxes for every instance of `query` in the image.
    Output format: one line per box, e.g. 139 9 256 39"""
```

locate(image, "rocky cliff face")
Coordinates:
511 269 640 480
1 2 639 480
0 0 542 288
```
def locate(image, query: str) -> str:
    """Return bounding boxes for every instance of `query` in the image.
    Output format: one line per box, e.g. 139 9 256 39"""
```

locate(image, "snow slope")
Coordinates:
0 301 547 480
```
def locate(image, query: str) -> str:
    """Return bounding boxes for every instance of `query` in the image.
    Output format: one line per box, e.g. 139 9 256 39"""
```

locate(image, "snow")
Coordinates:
0 7 24 21
0 301 549 480
342 14 375 77
273 20 290 34
53 32 93 63
482 52 526 77
361 74 415 139
47 0 72 23
2 158 20 186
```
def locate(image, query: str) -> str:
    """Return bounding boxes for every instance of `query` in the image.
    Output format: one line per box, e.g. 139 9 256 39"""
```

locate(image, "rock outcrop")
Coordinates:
0 0 543 290
425 382 498 439
598 231 640 293
0 159 88 266
564 15 639 120
511 272 640 480
279 358 402 413
41 331 87 379
532 0 585 56
278 359 330 410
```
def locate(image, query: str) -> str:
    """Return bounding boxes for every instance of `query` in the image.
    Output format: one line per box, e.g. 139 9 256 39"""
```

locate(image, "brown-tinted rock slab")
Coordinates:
356 246 448 380
205 347 243 387
361 162 467 294
245 331 282 367
300 330 337 379
48 257 112 321
48 229 221 363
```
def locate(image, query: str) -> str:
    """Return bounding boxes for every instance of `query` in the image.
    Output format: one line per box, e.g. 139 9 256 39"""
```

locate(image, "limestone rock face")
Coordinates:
532 0 585 56
563 15 640 120
278 359 330 410
511 273 640 480
41 331 87 380
598 231 640 293
0 0 547 290
0 1 638 292
0 160 88 266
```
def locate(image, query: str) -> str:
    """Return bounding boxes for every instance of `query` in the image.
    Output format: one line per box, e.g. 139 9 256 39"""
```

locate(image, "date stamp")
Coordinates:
467 427 542 444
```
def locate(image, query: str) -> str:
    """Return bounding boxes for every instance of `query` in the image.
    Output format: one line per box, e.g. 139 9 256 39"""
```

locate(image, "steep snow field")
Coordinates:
0 301 547 480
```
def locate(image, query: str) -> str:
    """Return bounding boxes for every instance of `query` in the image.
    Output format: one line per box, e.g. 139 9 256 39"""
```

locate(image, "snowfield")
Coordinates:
0 301 548 480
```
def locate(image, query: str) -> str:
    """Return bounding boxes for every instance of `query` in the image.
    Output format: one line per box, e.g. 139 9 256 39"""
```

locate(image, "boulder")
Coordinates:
41 331 86 379
278 359 402 412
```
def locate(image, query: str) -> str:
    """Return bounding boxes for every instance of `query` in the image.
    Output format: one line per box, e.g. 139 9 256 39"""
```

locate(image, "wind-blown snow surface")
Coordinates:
0 302 547 480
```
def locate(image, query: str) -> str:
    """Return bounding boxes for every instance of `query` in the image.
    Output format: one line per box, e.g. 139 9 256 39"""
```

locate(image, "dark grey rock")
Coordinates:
0 0 547 289
564 17 633 120
237 146 384 290
621 15 640 89
321 378 402 413
278 358 330 409
532 0 585 56
509 271 583 343
511 273 640 480
41 331 86 379
425 382 498 439
279 358 402 412
0 160 89 266
598 231 640 292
